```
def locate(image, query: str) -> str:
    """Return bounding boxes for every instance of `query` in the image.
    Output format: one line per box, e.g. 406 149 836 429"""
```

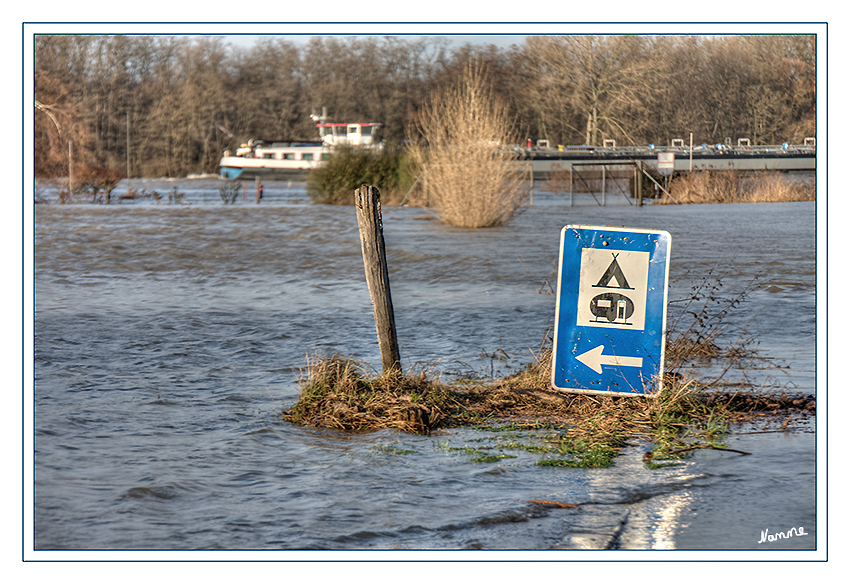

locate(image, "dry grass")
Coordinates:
743 172 816 202
407 62 529 228
281 356 464 435
663 170 814 204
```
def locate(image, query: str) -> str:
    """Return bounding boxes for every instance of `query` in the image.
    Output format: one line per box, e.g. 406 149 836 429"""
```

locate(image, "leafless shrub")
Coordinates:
219 180 240 204
118 187 161 202
408 62 529 228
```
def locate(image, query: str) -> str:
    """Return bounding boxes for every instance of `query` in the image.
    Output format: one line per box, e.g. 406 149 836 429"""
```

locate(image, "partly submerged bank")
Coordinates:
656 170 815 205
282 265 815 468
281 354 815 469
35 169 815 208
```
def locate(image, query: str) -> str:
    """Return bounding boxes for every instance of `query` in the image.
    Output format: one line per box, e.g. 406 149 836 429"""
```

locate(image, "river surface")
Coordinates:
31 178 819 556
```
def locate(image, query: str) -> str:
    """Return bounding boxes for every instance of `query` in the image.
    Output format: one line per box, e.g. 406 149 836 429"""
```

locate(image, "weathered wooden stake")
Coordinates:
355 184 401 373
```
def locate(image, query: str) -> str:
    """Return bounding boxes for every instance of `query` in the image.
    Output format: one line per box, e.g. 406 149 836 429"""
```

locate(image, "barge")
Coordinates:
219 113 382 181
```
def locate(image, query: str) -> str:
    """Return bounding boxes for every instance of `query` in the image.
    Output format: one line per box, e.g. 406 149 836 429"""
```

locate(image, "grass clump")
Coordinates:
371 444 418 456
281 355 465 434
537 439 619 468
437 443 518 464
281 354 813 466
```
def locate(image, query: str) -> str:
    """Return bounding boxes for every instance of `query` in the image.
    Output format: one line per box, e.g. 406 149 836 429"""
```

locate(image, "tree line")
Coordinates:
34 34 816 178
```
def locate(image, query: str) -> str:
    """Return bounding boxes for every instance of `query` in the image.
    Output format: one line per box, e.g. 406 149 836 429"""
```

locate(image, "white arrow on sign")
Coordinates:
576 345 643 374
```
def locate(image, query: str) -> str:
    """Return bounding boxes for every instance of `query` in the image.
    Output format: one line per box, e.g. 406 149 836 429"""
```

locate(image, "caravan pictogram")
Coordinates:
576 248 649 330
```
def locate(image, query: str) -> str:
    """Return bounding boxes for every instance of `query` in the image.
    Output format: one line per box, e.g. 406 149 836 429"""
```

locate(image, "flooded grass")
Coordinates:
280 351 814 468
281 272 815 468
661 169 815 204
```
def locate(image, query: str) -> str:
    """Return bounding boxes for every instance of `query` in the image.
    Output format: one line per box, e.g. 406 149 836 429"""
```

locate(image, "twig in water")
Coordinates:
669 444 751 456
529 500 580 509
266 387 279 408
537 279 554 295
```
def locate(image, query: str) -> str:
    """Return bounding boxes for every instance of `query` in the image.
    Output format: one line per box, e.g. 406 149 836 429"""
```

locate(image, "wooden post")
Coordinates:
601 165 606 206
636 161 643 207
126 112 131 179
68 141 73 193
355 184 401 373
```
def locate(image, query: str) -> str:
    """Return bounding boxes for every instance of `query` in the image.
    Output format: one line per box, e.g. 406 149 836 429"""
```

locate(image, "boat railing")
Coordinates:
267 142 326 148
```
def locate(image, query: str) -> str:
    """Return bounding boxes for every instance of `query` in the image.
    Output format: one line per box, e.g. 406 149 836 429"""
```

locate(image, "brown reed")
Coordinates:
662 169 814 204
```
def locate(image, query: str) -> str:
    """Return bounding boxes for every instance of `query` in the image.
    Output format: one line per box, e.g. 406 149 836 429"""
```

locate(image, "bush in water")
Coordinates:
306 145 418 205
407 61 530 228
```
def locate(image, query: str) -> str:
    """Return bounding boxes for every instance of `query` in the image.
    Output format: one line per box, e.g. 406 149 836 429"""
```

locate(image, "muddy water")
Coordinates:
32 179 817 552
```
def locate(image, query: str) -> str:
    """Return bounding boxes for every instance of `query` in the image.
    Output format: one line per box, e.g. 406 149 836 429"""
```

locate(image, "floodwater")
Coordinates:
31 178 818 554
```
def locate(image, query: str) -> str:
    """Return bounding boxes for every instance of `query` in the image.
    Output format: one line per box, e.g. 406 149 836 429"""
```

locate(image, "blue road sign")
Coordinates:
551 225 671 396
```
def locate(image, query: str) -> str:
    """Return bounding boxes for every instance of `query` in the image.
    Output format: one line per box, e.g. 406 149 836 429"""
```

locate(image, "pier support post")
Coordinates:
602 165 606 206
636 161 643 207
355 184 401 374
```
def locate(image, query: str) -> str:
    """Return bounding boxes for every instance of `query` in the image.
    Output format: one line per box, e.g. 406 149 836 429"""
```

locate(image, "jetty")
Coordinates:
520 138 816 179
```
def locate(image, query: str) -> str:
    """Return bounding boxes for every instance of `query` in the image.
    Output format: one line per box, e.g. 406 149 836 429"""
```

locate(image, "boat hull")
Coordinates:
218 155 321 181
219 165 312 181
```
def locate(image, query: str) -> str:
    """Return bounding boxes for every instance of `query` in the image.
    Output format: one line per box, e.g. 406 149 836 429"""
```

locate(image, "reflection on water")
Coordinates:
651 488 696 550
32 179 816 551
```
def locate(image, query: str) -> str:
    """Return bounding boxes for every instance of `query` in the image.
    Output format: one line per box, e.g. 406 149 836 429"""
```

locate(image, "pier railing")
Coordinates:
515 141 816 158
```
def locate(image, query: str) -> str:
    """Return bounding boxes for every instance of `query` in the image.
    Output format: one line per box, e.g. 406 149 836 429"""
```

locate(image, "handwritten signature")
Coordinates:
758 526 810 544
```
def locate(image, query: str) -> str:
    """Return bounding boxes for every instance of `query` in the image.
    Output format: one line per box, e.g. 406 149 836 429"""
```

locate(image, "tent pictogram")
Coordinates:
593 253 634 290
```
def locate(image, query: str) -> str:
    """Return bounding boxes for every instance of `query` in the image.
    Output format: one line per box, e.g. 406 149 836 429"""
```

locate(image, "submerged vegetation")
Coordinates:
661 169 815 204
307 145 419 205
280 353 814 469
307 62 532 229
281 273 815 468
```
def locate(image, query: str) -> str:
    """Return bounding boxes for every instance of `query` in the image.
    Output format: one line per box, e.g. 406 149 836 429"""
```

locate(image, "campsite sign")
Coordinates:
551 225 671 396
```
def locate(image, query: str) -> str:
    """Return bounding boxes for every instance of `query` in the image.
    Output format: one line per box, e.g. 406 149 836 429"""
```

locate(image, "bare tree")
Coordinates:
524 35 658 146
34 38 92 176
32 34 816 180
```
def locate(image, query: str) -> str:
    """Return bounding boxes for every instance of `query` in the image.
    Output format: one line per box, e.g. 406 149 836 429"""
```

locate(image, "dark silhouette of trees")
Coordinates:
33 34 816 178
